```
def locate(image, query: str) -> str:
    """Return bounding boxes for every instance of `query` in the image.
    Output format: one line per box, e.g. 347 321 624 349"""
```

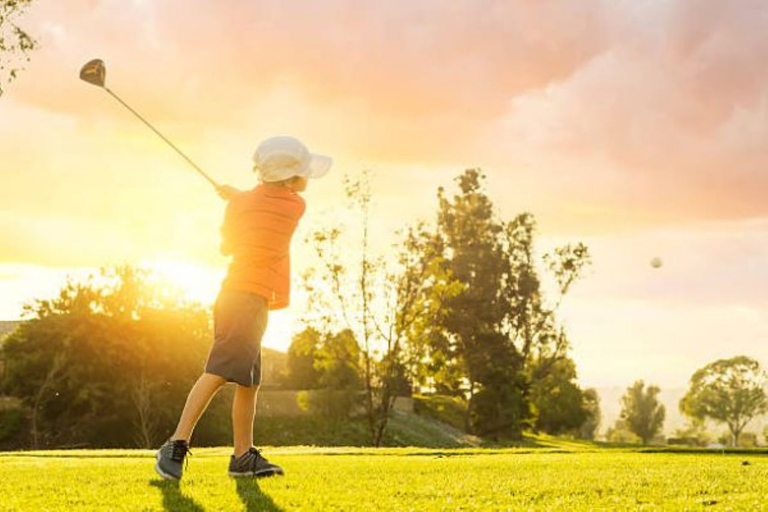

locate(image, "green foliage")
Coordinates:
285 327 323 389
469 378 531 440
0 406 24 443
314 329 361 390
529 358 592 436
411 169 591 439
680 356 767 447
619 381 666 445
736 432 758 448
302 170 453 446
0 0 38 96
285 327 362 392
578 388 601 440
605 419 641 444
671 420 713 447
302 169 592 444
1 266 211 449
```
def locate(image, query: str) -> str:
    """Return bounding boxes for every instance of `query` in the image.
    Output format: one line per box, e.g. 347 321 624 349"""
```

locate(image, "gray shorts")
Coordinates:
204 289 269 387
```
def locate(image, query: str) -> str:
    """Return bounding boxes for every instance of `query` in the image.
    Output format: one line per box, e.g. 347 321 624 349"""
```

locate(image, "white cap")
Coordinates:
253 136 332 182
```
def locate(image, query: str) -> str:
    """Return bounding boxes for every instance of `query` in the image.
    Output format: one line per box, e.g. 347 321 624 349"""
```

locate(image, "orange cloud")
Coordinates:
5 0 768 244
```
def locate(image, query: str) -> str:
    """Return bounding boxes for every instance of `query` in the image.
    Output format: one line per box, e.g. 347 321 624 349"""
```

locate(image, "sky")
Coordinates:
1 0 767 391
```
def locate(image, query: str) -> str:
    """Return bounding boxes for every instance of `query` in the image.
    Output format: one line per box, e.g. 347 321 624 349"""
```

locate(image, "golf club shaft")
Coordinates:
104 87 219 189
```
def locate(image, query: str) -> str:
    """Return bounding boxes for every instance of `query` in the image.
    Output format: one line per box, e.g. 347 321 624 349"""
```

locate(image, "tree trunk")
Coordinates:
132 372 154 449
465 381 476 432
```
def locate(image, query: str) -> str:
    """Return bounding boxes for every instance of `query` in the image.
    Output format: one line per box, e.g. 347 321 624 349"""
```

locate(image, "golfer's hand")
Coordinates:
216 185 240 201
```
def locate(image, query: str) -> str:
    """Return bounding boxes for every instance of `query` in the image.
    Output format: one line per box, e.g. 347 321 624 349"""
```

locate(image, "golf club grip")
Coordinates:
104 87 219 189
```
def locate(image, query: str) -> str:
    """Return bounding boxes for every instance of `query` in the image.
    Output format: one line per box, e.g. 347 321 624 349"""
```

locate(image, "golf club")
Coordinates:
79 58 221 191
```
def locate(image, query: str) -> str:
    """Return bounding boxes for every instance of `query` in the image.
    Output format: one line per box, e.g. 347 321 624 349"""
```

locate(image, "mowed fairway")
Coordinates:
1 447 766 511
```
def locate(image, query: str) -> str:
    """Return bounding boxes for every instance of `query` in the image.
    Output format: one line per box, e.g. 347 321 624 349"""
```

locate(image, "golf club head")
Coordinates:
80 59 106 87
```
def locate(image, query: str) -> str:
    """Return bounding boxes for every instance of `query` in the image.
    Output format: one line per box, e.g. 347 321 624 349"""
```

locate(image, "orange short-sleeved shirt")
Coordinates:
219 184 306 310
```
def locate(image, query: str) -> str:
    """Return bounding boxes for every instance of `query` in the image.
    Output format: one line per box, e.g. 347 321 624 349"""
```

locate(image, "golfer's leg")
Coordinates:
232 384 259 458
172 372 227 441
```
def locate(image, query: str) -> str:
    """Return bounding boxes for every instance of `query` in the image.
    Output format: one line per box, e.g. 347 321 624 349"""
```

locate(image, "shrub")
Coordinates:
0 407 26 447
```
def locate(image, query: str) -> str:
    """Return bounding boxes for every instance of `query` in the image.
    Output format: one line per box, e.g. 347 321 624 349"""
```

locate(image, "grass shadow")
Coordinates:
150 479 205 512
235 477 284 512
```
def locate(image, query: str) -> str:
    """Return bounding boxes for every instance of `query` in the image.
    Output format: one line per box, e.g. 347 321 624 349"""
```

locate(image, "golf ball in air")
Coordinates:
650 257 663 268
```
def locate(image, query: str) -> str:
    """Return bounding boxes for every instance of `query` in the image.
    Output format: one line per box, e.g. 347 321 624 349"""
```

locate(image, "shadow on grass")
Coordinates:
235 477 284 512
150 479 205 512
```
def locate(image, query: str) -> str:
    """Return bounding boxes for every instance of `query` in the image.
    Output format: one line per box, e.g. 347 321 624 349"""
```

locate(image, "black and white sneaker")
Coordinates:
228 447 284 478
155 439 190 481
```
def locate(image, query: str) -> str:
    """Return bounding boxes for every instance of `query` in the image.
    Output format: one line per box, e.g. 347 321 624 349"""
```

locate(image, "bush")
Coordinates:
605 424 640 444
0 406 27 448
667 437 698 447
738 432 758 448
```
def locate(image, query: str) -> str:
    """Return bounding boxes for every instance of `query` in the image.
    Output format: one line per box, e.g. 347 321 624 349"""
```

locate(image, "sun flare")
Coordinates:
140 259 224 306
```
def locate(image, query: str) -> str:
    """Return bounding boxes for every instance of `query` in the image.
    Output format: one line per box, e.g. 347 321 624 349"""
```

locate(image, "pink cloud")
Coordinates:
8 0 768 226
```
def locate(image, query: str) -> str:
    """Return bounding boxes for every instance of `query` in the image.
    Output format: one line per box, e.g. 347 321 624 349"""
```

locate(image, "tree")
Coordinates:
413 169 591 439
285 327 362 391
397 220 466 397
301 171 460 446
529 358 589 436
1 0 38 96
314 329 361 390
284 327 323 390
2 266 211 449
619 381 665 445
578 388 601 440
679 356 767 447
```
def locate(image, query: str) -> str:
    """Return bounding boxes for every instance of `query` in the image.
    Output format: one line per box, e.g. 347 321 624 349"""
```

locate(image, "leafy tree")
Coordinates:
619 380 666 445
2 267 211 449
679 356 767 447
284 327 323 390
285 327 362 392
301 171 457 445
578 388 601 440
398 221 466 397
315 329 361 390
414 169 591 439
1 0 38 96
529 358 589 436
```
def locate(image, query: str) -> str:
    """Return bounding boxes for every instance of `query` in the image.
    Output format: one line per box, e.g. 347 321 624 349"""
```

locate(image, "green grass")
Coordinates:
1 446 767 510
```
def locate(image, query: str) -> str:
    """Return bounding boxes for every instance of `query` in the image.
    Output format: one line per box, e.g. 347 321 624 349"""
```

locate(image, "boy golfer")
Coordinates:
155 136 332 480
